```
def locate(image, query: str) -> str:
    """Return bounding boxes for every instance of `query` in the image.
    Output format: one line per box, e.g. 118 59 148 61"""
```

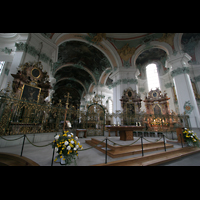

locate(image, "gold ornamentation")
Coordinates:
91 33 106 43
158 33 175 47
31 67 41 79
117 44 136 61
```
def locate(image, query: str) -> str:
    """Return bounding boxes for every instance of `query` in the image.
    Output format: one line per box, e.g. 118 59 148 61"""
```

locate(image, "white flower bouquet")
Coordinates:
52 130 83 165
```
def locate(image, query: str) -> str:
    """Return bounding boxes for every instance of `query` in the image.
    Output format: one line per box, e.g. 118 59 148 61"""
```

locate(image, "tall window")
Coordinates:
146 63 160 91
107 99 113 114
0 61 5 75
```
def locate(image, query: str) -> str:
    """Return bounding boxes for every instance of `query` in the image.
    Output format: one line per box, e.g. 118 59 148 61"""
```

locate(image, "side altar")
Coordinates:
0 62 66 136
120 88 142 125
143 88 184 132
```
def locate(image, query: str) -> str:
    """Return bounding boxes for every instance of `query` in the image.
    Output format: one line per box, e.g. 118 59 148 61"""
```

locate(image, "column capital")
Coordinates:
110 66 138 80
167 52 192 70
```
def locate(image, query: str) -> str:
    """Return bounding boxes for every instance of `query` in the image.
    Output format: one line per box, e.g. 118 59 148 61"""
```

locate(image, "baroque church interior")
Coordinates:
0 33 200 166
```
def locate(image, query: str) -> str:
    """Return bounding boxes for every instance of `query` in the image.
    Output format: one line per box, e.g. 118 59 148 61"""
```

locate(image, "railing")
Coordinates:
0 131 186 166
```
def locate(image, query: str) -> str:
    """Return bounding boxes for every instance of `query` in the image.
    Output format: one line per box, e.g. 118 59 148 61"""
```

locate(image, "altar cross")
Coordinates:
65 92 72 109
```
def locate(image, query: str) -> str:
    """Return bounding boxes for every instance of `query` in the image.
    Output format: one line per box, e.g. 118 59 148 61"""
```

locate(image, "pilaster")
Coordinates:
167 52 200 128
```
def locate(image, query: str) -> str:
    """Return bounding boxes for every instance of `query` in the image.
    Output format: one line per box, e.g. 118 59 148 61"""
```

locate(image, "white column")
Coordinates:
167 52 200 128
6 51 25 86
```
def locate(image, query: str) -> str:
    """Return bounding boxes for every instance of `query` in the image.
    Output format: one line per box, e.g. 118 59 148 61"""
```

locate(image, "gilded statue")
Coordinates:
158 33 175 47
117 43 136 61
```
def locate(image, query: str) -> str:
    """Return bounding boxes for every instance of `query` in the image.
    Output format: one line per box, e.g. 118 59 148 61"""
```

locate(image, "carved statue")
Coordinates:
117 43 136 61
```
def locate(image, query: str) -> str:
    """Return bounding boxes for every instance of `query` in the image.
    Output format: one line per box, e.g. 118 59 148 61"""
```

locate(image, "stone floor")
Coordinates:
0 133 187 166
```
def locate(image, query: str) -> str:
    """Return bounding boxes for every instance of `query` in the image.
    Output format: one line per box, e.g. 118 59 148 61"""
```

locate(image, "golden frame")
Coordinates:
31 67 41 79
152 91 158 98
20 84 41 103
125 89 134 98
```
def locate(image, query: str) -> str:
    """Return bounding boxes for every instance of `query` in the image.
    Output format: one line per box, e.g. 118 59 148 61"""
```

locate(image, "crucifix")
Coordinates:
63 92 72 131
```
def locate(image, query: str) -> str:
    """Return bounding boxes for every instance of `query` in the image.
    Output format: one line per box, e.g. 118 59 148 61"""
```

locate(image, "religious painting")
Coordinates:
127 103 135 115
154 105 161 115
20 84 41 103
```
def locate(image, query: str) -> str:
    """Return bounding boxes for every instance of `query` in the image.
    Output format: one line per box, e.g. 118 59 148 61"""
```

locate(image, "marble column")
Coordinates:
110 67 138 124
167 52 200 128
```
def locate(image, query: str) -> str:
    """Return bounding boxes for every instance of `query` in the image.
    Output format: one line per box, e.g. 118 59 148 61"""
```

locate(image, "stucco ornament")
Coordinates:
183 101 194 114
158 33 175 47
117 43 136 61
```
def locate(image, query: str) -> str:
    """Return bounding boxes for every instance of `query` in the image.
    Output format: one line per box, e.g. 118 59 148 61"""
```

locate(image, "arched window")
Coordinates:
106 98 113 114
146 63 160 91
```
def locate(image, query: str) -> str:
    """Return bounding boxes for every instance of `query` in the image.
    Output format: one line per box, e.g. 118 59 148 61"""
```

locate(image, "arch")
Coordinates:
88 82 95 94
55 33 119 71
55 77 87 93
99 67 112 85
54 62 97 84
174 33 183 52
132 41 173 67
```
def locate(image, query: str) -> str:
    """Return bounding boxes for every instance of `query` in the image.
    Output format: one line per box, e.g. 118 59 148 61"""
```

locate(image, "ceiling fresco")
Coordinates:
47 33 200 106
52 40 111 106
57 40 111 71
181 33 200 63
54 66 93 90
136 48 167 66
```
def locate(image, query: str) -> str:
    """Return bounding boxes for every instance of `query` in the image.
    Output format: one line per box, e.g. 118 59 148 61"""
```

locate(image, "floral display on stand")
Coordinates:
52 130 83 165
182 128 200 147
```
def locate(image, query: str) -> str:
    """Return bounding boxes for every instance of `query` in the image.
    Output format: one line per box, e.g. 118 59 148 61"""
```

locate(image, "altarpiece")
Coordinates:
120 88 142 125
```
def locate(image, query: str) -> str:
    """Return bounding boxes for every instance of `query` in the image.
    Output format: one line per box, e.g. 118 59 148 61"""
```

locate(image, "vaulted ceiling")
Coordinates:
40 33 200 107
52 40 111 107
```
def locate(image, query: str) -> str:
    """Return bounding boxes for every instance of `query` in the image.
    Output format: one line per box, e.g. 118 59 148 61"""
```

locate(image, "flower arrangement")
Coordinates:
53 130 83 165
182 128 200 147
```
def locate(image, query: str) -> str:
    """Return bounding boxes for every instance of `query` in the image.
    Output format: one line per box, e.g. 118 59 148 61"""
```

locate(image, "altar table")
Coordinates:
76 129 87 138
105 125 145 141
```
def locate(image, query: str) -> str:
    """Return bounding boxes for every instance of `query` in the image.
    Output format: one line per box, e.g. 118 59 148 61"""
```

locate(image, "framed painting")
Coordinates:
20 84 41 103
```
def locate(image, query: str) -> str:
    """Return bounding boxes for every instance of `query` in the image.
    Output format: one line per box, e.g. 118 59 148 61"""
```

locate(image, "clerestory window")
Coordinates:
146 63 160 91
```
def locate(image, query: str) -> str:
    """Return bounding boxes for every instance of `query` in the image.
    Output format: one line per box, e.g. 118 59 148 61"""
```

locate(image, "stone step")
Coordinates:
85 138 174 158
93 147 200 166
